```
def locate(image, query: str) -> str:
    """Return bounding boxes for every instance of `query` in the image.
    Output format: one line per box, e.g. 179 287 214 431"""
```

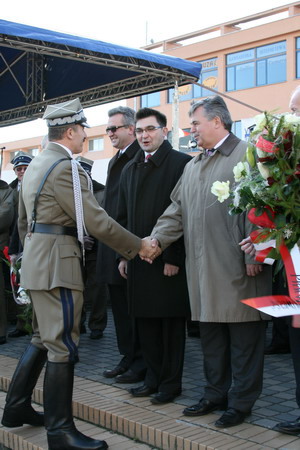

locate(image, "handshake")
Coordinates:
139 237 162 263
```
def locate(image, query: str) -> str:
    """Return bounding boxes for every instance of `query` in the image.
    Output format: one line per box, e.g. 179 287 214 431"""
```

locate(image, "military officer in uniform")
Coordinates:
1 98 159 450
8 151 34 337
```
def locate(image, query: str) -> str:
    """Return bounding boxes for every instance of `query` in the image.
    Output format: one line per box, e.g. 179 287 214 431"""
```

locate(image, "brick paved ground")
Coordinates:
0 307 298 433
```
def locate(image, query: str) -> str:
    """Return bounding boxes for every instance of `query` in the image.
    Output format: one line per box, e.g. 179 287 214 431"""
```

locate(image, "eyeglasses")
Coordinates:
135 126 163 135
15 166 27 172
105 125 127 134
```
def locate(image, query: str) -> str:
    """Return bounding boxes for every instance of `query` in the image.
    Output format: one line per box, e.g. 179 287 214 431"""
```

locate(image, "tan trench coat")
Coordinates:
152 134 272 322
18 143 141 292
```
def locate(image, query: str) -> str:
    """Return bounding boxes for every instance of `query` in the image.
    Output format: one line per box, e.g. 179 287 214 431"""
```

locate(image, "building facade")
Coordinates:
1 2 300 183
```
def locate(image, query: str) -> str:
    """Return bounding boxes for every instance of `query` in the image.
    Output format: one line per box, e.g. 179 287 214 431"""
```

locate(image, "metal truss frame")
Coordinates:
0 34 196 127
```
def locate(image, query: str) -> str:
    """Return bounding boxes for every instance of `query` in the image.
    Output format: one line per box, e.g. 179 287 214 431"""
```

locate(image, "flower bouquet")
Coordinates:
212 111 300 260
211 111 300 322
2 246 32 333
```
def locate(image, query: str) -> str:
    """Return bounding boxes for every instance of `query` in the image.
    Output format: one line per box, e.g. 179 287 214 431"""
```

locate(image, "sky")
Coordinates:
0 0 294 143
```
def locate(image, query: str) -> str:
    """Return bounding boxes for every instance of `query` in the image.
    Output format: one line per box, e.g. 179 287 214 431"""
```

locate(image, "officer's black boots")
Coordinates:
1 343 47 427
44 361 108 450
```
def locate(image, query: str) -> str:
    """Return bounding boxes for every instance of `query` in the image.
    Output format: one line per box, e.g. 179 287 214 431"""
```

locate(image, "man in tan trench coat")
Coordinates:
1 98 158 450
151 96 272 428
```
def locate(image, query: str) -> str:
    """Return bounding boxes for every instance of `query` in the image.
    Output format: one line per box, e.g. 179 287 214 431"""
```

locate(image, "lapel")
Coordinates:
217 133 241 157
131 140 173 205
132 139 173 167
107 139 140 175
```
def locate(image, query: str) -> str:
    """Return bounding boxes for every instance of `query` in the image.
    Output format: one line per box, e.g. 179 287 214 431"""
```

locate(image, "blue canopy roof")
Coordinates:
0 19 201 127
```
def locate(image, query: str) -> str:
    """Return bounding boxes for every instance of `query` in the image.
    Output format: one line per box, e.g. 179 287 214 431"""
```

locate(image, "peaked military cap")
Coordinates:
11 151 33 168
76 156 94 173
42 98 90 128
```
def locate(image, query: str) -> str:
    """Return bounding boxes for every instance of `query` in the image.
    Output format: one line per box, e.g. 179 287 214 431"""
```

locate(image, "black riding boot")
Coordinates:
1 343 47 427
44 361 108 450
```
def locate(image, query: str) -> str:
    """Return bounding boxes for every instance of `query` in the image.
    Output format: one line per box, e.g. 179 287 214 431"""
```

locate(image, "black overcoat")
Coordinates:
117 140 191 318
97 140 140 284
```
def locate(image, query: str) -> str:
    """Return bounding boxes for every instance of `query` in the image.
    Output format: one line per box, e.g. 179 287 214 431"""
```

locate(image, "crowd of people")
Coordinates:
0 88 299 449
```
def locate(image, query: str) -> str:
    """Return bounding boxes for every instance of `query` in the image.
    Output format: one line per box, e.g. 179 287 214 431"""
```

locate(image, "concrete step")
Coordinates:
1 355 299 450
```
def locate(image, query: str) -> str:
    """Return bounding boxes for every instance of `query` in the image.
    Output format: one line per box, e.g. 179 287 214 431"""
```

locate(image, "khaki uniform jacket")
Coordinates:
152 133 272 322
18 143 141 292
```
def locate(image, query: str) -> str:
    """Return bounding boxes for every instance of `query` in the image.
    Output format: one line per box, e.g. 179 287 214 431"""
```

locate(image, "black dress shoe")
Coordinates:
8 329 28 338
130 385 157 397
0 336 7 345
115 369 144 384
215 408 250 428
273 417 300 435
150 391 181 404
183 398 225 416
103 365 127 378
80 324 87 334
89 330 103 340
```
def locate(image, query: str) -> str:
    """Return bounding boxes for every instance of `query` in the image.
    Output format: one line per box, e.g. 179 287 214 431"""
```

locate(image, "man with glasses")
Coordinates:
98 106 146 383
117 107 191 404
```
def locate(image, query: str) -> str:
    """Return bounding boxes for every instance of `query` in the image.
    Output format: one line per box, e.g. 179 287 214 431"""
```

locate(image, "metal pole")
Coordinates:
172 81 179 150
0 147 5 179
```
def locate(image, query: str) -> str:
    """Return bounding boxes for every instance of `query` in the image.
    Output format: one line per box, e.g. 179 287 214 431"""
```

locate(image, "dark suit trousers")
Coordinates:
82 257 108 332
137 317 186 394
108 284 145 374
0 261 7 337
200 321 266 412
287 317 300 409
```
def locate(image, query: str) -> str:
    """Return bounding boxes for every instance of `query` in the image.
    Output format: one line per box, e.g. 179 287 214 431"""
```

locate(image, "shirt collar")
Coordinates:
49 141 73 157
213 133 230 150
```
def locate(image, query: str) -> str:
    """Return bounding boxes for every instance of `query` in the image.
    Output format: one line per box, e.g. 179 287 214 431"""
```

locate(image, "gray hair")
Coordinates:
108 106 135 126
189 95 232 132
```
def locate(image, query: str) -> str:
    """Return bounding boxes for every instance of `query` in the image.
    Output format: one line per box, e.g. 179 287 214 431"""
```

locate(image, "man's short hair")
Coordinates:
189 95 232 132
107 106 135 126
48 124 77 141
135 108 167 128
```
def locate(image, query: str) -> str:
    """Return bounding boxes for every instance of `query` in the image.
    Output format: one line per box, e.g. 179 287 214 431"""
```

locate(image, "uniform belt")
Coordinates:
33 223 77 237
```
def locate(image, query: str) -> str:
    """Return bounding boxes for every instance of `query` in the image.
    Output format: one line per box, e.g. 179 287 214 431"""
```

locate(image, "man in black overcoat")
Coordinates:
117 108 191 404
97 106 146 382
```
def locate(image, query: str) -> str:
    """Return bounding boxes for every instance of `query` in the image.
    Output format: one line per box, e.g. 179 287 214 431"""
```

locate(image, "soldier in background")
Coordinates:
76 156 108 340
0 178 14 344
8 152 33 337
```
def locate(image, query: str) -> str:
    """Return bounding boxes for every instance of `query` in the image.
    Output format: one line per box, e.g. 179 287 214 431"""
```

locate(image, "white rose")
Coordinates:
233 161 249 182
257 162 270 180
211 180 230 203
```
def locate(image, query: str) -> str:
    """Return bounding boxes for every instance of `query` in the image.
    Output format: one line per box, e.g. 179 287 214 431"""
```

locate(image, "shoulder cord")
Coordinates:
71 160 93 261
31 157 93 264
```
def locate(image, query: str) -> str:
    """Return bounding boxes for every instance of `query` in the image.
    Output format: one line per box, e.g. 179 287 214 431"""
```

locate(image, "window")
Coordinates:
88 137 104 152
296 37 300 79
232 121 242 139
193 58 218 99
10 151 19 161
168 58 218 103
140 91 160 107
28 148 39 156
226 41 286 91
